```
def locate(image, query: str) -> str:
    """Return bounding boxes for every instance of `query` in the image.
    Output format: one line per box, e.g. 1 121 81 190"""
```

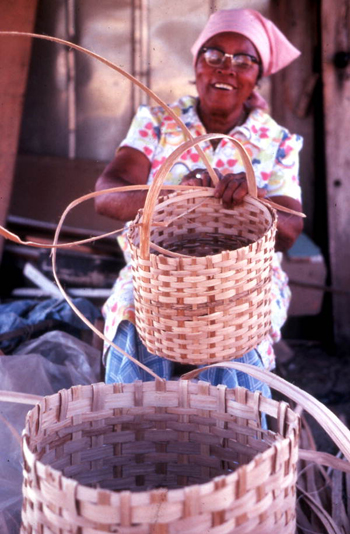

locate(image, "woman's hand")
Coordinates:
181 169 303 251
213 177 303 251
213 172 267 208
181 169 266 208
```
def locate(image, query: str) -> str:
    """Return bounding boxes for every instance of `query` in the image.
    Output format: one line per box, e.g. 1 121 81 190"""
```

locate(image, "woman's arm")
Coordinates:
95 146 151 222
267 195 303 253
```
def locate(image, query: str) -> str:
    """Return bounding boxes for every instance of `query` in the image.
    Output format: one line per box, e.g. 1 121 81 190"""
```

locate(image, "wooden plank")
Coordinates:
321 0 350 346
0 0 38 260
270 0 318 238
23 262 62 298
282 234 327 317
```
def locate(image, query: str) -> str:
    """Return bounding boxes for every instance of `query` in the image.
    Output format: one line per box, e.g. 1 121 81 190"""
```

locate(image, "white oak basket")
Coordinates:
20 377 299 534
128 133 277 365
7 360 350 534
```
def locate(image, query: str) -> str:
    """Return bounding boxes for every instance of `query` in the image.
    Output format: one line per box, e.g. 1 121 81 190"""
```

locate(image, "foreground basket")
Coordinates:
128 134 277 365
21 379 299 534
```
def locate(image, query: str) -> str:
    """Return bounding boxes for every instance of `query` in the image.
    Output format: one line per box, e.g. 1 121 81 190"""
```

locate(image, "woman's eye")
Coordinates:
235 57 249 65
234 55 255 68
208 51 222 62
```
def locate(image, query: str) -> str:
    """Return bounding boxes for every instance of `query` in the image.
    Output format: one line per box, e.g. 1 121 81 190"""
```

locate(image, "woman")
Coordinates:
95 9 303 394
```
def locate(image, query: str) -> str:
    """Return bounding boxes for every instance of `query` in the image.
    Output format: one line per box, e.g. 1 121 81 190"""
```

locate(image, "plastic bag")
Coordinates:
0 330 102 533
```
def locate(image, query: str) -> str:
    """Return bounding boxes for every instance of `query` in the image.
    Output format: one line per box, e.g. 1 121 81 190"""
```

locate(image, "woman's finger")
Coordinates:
223 180 248 207
181 168 224 188
180 177 203 187
257 187 267 199
214 173 247 201
194 172 211 187
181 168 206 186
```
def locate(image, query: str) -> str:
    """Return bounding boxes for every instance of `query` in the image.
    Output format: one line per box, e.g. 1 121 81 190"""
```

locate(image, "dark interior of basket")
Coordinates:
26 382 297 493
141 194 274 257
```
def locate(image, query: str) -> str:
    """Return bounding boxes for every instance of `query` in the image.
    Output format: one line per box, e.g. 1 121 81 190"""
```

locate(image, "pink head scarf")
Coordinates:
191 9 301 77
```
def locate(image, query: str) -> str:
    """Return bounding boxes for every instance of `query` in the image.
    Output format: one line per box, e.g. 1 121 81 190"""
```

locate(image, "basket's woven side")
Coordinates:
21 381 299 533
129 193 277 364
124 133 278 365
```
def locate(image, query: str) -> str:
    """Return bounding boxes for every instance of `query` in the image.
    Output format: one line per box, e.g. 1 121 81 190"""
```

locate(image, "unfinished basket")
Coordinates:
20 379 300 534
128 133 277 365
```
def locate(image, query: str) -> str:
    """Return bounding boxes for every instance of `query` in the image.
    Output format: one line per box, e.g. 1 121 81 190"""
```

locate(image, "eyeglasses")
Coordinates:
199 47 260 71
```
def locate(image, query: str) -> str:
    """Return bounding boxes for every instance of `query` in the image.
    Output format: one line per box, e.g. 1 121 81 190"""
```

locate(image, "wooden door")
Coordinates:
321 0 350 346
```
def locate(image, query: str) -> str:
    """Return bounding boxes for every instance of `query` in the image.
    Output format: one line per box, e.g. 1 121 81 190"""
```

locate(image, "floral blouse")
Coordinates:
103 95 303 370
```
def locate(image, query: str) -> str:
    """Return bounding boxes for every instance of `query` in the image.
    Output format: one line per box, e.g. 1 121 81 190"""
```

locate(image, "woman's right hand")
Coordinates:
180 168 222 187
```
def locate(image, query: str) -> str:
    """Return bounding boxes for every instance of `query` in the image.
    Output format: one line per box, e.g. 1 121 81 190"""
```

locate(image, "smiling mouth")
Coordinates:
213 83 234 91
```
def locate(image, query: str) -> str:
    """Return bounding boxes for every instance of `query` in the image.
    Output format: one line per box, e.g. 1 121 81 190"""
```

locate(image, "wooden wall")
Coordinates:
0 0 38 259
270 0 319 239
321 0 350 347
272 0 350 347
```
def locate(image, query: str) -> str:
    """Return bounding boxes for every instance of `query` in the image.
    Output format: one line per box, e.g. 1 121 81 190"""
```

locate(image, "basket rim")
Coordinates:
22 380 299 505
22 430 296 504
128 189 277 261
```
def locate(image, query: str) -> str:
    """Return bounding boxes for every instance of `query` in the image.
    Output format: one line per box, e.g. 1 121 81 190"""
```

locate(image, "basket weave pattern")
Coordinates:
21 380 299 533
129 190 277 364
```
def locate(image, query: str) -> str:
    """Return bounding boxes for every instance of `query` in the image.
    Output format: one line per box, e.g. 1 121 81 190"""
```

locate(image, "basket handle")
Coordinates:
140 133 258 259
181 362 350 464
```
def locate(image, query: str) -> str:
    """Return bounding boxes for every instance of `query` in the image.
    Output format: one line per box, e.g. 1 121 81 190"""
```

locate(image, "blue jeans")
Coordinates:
105 321 272 399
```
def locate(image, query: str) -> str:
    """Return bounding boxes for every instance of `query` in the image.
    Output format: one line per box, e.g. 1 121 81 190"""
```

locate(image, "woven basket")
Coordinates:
20 377 300 534
128 134 277 365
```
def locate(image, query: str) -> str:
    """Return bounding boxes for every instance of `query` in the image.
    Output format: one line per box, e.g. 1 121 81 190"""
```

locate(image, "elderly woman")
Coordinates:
95 8 303 394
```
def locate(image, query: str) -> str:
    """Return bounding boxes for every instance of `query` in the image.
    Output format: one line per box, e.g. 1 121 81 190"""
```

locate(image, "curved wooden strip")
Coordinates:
0 185 304 250
0 30 218 186
50 188 163 381
0 184 188 248
299 449 350 474
0 390 42 405
181 362 350 463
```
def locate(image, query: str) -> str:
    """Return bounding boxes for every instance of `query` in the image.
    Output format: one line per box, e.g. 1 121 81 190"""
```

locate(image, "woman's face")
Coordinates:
195 32 260 115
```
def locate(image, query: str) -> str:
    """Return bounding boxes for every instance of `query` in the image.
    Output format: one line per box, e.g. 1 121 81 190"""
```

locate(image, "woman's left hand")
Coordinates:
213 174 304 251
181 169 303 252
181 169 266 208
213 172 267 208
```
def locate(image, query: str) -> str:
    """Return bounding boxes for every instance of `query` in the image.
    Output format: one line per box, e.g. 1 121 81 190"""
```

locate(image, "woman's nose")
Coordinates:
217 60 236 74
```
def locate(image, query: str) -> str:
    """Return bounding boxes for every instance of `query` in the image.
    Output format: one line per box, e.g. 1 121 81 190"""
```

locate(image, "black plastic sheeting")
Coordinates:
0 298 102 354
